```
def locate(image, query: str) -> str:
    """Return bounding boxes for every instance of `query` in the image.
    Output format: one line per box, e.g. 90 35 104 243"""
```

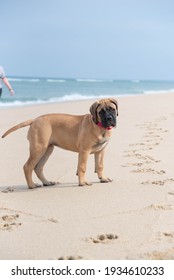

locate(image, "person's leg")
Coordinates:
0 88 2 98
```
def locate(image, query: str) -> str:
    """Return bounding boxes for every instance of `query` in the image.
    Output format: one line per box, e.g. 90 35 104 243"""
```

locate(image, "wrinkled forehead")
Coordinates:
97 101 116 112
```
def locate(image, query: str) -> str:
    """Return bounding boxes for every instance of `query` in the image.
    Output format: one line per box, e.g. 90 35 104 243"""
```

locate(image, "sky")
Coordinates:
1 0 174 80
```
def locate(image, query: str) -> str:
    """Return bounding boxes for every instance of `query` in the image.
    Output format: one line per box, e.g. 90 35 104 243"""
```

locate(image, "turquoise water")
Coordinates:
1 77 174 108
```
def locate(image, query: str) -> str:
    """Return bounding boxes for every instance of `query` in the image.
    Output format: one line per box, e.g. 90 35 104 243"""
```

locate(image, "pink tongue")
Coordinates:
97 122 112 130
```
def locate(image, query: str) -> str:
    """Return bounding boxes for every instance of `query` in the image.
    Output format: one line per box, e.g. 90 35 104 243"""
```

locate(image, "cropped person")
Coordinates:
0 65 14 97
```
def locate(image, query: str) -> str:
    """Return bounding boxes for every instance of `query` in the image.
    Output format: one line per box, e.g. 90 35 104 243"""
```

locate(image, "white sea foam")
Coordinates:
27 79 40 82
8 78 40 82
8 78 23 82
131 80 140 83
0 100 42 108
2 77 174 109
47 79 66 83
0 93 118 108
76 78 104 82
3 89 173 109
144 89 174 95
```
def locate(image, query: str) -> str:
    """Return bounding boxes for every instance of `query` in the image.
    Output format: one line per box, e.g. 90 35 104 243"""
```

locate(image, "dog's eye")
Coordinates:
108 107 115 112
99 109 105 115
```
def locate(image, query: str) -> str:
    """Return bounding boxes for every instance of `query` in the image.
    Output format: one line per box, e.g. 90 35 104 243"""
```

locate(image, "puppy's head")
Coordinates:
90 98 118 128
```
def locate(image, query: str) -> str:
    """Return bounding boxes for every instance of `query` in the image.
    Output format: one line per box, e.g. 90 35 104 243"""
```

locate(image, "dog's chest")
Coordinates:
92 133 110 153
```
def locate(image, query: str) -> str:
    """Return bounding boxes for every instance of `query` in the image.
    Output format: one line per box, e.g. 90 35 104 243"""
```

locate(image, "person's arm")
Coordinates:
2 77 14 96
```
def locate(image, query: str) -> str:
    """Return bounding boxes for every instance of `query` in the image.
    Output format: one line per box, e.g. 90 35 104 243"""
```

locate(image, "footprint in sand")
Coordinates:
58 256 83 260
122 152 160 168
143 134 161 138
136 122 158 129
144 141 160 146
88 234 118 244
155 116 167 122
0 214 22 231
129 146 155 151
135 119 167 142
145 248 174 260
162 232 174 238
168 191 174 196
124 152 160 163
129 143 146 147
147 204 172 211
122 162 144 167
123 119 169 186
142 178 174 186
128 141 161 150
48 218 59 223
131 168 165 175
1 187 14 193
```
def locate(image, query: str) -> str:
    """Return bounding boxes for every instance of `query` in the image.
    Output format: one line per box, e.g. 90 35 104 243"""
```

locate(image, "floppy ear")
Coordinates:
90 101 100 123
109 98 118 116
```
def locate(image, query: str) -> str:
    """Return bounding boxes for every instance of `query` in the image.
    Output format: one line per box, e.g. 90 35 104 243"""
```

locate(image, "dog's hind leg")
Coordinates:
34 144 56 186
23 146 48 189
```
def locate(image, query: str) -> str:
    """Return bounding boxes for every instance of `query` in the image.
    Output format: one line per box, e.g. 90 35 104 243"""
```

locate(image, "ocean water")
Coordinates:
1 77 174 108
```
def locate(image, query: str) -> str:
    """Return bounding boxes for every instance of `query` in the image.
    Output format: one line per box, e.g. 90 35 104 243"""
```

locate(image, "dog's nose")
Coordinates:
107 115 113 121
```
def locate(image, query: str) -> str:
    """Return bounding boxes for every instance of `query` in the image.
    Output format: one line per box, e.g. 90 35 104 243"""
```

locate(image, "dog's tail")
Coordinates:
2 119 33 138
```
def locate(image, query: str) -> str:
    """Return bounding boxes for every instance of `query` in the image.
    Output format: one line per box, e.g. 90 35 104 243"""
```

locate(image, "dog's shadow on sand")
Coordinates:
0 182 100 193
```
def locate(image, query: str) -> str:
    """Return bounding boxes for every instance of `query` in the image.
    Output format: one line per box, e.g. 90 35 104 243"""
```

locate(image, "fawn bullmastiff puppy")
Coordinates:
2 98 118 188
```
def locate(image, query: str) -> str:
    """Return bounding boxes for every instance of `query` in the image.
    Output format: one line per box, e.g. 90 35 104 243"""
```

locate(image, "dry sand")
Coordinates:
0 93 174 260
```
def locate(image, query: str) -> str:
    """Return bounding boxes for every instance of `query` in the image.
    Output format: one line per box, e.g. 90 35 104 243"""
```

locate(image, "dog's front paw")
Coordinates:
43 181 57 186
79 181 93 186
100 177 113 183
28 183 42 189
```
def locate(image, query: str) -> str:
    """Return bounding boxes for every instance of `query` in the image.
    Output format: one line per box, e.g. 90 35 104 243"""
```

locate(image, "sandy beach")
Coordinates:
0 93 174 260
